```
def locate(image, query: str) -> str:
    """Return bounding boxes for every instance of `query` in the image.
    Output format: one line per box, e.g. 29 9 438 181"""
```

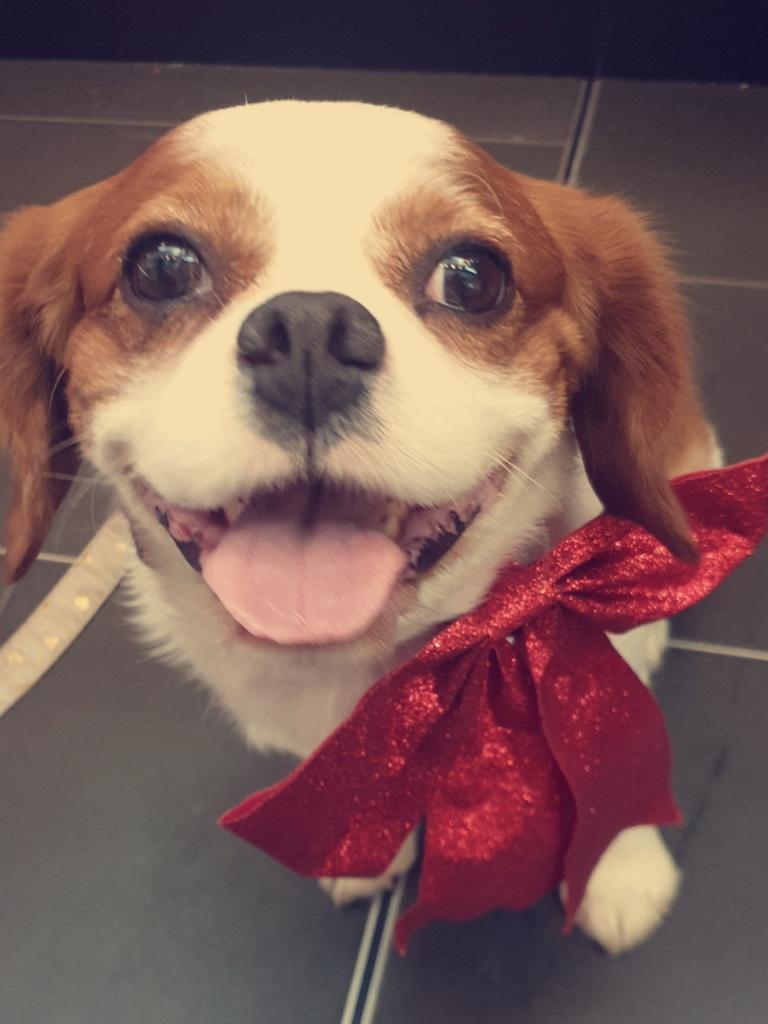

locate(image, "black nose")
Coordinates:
237 291 385 431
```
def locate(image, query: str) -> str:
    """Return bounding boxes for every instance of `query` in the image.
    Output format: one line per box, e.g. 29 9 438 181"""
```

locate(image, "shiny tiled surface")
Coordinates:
0 559 67 643
577 81 768 282
0 62 766 1023
0 120 165 211
0 593 366 1024
0 60 582 140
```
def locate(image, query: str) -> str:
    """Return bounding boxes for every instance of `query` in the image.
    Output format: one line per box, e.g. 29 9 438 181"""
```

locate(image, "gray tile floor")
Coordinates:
0 61 766 1024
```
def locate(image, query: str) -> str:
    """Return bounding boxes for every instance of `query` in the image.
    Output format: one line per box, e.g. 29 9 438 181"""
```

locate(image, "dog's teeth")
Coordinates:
383 515 400 538
382 500 407 539
223 499 244 523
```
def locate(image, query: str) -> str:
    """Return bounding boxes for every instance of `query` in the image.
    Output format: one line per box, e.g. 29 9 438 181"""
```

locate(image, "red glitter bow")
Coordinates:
221 455 768 952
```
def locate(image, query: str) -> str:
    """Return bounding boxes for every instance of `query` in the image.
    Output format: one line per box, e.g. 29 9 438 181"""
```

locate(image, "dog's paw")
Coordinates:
319 873 397 907
318 831 419 908
563 825 681 955
609 620 669 685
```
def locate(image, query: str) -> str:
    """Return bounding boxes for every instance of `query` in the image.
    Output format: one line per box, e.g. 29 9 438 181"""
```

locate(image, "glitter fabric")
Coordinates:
221 455 768 952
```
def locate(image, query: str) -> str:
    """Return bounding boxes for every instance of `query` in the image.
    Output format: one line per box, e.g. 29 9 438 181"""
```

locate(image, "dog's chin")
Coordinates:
132 469 504 650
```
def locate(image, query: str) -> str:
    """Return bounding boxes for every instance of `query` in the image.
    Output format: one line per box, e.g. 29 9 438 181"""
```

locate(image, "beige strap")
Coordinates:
0 512 130 717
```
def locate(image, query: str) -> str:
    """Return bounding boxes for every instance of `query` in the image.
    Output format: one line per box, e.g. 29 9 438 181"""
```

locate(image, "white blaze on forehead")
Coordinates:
179 100 455 287
183 100 452 204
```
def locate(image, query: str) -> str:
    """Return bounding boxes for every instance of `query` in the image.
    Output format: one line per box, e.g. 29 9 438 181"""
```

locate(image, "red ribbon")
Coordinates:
221 455 768 952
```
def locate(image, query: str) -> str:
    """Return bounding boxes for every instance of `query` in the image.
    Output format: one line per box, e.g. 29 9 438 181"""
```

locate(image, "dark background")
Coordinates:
1 0 766 83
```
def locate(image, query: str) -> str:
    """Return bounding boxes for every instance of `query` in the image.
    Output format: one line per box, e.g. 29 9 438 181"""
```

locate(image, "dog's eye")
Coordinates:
425 244 508 313
124 236 205 302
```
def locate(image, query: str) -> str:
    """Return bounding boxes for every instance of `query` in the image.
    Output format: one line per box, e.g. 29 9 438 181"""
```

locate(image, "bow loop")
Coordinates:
496 454 768 636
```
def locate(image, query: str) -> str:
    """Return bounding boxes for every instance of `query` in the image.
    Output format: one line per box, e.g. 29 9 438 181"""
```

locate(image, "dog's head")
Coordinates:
0 101 703 649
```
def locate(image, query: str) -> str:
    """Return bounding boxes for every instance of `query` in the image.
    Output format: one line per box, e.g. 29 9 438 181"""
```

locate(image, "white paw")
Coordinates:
609 620 669 685
641 618 670 678
564 826 681 955
319 873 397 907
318 831 419 908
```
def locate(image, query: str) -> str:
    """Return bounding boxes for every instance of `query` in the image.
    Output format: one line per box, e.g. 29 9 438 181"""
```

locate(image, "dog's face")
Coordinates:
0 101 702 652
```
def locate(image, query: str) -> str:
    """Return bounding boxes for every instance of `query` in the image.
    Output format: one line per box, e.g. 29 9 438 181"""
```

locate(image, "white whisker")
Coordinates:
0 582 15 621
458 170 505 218
47 435 83 459
47 366 68 415
46 473 99 484
494 454 556 500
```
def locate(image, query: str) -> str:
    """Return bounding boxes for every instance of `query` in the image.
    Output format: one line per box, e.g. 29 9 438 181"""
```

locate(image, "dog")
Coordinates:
0 100 720 954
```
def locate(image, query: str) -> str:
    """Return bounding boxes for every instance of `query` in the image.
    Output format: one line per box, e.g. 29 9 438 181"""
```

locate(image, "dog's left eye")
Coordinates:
124 235 206 302
425 244 508 313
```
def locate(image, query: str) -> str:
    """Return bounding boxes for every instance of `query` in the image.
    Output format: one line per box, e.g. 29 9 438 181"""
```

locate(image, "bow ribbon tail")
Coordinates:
522 608 681 927
394 640 574 952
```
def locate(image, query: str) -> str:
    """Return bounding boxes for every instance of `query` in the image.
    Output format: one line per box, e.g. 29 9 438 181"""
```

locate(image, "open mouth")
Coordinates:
135 471 502 647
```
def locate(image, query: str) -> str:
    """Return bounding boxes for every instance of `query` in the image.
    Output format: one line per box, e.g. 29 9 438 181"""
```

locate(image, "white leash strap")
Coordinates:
0 513 130 718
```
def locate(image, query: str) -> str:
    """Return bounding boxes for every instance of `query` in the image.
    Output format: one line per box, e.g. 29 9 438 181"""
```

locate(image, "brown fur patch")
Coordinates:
369 145 570 378
66 135 274 418
0 130 273 578
520 175 710 557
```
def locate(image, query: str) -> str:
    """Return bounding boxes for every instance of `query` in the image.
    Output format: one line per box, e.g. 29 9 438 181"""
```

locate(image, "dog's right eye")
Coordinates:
124 235 206 302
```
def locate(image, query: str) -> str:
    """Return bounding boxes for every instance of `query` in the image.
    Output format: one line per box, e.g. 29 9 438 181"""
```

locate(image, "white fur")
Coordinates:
319 831 420 907
563 825 682 954
80 102 721 953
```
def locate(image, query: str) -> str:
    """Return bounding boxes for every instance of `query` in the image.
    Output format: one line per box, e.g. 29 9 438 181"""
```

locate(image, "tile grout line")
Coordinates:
0 547 79 565
0 111 570 150
561 78 602 186
346 878 406 1024
340 892 389 1024
556 79 589 184
476 138 567 148
0 112 179 128
669 637 768 663
679 274 768 290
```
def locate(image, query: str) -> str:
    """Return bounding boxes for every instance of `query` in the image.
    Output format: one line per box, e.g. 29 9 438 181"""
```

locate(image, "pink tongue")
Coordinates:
200 519 406 646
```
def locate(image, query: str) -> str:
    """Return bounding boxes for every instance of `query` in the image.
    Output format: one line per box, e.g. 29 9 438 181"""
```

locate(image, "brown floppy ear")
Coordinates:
466 150 706 562
553 191 705 561
0 203 85 582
